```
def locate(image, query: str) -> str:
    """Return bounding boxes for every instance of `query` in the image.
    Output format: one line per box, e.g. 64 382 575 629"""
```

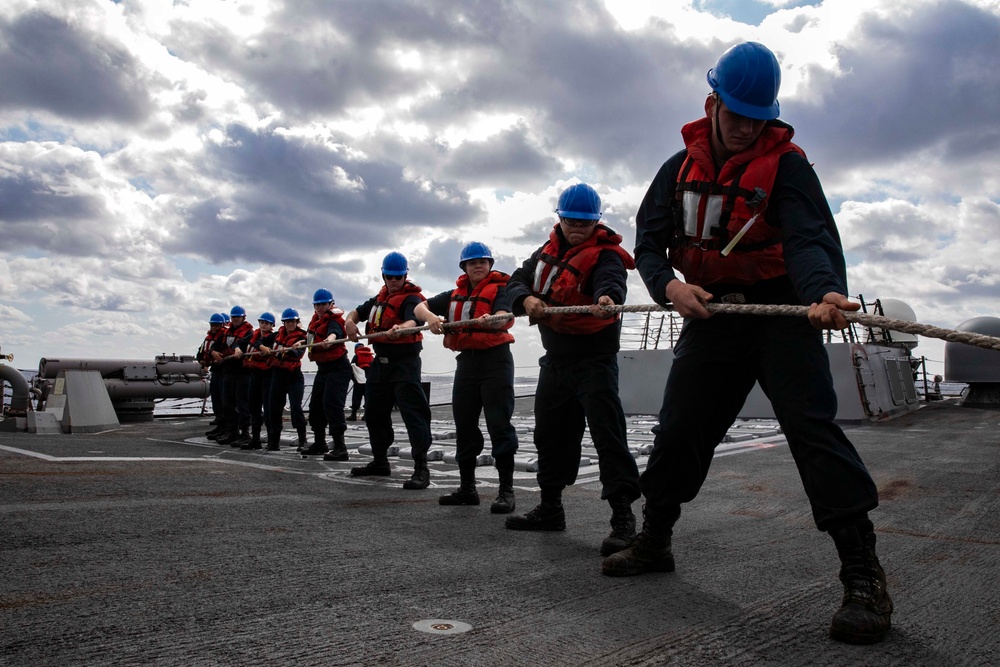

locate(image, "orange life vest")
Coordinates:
366 282 426 345
532 225 635 334
197 330 215 365
199 327 228 365
670 117 804 287
270 326 307 371
243 329 276 370
307 308 348 362
217 320 253 362
225 321 253 346
443 271 515 351
354 346 374 368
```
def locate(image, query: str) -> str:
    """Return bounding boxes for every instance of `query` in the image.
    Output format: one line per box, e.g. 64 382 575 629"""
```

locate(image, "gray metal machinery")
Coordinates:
945 316 1000 408
867 298 920 350
1 346 32 429
617 296 923 422
6 355 210 433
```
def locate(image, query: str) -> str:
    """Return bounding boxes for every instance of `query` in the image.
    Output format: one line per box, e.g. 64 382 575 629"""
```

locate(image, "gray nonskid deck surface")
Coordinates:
1 398 998 666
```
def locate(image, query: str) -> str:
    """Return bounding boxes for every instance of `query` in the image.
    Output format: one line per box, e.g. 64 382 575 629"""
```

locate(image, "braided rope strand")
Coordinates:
241 303 1000 355
543 303 1000 352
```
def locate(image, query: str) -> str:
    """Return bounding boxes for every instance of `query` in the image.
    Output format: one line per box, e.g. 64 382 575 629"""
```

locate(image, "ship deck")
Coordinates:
1 398 998 666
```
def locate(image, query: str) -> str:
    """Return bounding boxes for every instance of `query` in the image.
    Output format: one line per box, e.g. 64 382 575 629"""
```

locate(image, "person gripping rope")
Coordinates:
240 312 277 450
266 308 308 452
302 289 353 461
344 252 433 490
414 241 520 514
200 313 228 440
602 42 892 645
218 305 254 447
504 183 642 556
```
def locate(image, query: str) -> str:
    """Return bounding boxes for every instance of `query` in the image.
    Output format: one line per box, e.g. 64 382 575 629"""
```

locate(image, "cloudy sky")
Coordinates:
2 0 998 378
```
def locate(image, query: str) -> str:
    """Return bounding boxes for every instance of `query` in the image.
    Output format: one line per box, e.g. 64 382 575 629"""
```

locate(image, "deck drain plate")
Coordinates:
412 619 472 635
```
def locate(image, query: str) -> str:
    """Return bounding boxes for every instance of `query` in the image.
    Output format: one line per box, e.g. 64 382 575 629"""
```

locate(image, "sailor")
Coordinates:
347 342 373 422
200 313 228 440
607 42 892 645
344 252 433 490
302 289 352 460
240 311 277 450
504 183 642 556
218 305 254 447
266 308 308 452
414 241 519 514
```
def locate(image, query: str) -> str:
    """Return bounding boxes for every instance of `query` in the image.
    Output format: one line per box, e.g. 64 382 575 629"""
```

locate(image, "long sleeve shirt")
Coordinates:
634 147 848 307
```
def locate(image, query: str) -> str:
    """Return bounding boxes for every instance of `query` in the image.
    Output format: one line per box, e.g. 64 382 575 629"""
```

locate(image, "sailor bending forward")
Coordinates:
604 42 892 646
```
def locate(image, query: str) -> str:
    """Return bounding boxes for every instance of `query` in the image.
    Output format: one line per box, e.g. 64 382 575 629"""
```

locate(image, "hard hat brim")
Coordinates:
712 86 780 120
556 210 602 221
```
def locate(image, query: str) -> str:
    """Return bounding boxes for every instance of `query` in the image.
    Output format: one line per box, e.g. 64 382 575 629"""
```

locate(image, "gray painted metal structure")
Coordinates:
945 316 1000 407
618 342 921 423
13 356 211 432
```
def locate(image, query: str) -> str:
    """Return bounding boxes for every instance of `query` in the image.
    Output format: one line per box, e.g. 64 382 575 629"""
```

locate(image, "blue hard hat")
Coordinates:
209 313 226 324
707 42 781 120
354 342 363 348
381 251 409 276
313 288 334 304
258 312 276 325
459 241 494 269
556 183 602 220
280 308 299 321
230 305 246 318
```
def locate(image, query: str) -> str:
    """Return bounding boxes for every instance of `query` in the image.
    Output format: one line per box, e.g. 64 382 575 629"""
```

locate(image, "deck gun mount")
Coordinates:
945 316 1000 408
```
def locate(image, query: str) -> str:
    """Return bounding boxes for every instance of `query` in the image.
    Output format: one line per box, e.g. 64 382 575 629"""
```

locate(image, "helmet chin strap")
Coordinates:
709 93 729 169
713 93 725 147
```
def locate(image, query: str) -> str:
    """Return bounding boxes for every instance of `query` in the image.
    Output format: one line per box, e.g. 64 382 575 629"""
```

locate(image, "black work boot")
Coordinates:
265 433 280 452
242 427 262 450
297 425 317 452
505 502 565 531
301 432 329 457
439 483 479 505
601 495 637 556
491 484 516 514
403 459 430 490
350 458 391 476
601 508 675 576
440 461 479 505
241 436 262 450
217 429 240 445
205 425 223 439
232 428 251 448
490 461 516 514
829 524 893 644
323 434 350 461
347 410 358 422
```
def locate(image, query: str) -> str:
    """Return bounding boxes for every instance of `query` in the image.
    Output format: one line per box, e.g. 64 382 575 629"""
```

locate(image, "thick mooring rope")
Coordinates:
543 303 1000 352
235 302 1000 357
